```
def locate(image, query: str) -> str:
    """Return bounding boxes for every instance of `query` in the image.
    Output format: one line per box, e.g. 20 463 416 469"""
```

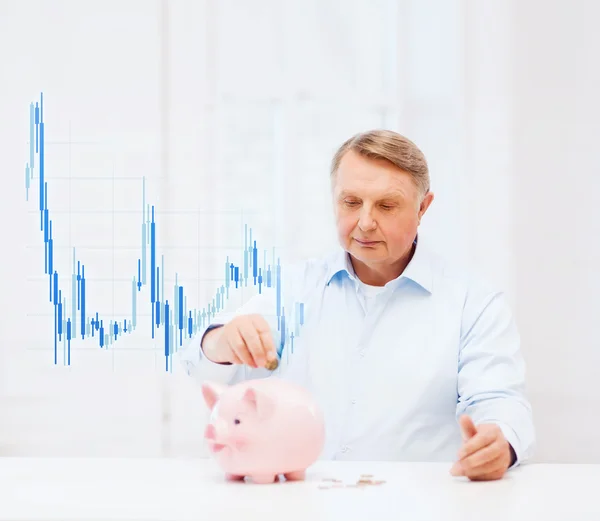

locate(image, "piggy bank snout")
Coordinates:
204 418 228 442
204 424 216 441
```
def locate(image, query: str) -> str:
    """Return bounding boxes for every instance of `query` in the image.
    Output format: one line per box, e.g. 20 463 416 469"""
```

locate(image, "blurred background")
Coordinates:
0 0 598 463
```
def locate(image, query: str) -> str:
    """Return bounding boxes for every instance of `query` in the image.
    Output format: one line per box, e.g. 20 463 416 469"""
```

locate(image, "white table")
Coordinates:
0 458 598 521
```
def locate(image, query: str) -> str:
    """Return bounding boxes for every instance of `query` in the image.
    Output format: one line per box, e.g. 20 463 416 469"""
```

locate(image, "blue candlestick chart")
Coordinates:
23 92 305 371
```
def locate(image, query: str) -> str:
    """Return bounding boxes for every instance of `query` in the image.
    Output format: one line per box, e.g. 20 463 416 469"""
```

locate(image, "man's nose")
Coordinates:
358 209 376 230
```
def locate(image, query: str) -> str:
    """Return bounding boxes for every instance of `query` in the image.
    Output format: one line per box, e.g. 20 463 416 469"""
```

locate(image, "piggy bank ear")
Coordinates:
242 387 275 420
201 381 225 410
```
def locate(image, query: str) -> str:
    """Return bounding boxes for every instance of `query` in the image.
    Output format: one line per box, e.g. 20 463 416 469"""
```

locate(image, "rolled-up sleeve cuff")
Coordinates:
200 324 226 360
193 356 239 383
493 421 521 469
179 324 239 384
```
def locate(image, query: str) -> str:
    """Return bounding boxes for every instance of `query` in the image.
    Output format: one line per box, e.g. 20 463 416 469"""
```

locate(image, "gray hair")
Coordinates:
330 129 430 198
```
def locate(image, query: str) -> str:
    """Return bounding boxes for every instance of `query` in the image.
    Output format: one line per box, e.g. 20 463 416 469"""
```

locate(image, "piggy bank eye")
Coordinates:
234 418 241 425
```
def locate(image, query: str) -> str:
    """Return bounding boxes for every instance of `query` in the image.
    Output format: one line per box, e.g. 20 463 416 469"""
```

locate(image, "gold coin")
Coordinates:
265 358 279 371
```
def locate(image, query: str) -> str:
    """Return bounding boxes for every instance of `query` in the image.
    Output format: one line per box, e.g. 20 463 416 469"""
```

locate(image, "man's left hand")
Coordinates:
450 415 513 481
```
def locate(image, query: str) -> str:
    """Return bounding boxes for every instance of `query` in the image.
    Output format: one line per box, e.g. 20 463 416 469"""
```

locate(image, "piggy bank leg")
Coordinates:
225 473 245 482
284 470 306 481
251 474 277 484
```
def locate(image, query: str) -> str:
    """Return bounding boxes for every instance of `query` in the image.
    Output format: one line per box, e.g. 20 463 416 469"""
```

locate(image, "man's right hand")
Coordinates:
201 314 278 369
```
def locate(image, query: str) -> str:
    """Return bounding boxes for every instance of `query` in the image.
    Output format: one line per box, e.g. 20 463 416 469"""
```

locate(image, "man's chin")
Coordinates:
349 247 385 263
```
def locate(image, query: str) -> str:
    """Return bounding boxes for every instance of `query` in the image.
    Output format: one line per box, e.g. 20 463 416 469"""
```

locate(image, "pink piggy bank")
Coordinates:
201 377 325 484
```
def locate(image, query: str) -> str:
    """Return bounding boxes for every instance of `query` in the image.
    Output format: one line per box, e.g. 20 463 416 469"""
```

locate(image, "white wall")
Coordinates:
0 0 598 463
0 0 468 459
460 0 600 463
0 0 207 457
510 0 600 463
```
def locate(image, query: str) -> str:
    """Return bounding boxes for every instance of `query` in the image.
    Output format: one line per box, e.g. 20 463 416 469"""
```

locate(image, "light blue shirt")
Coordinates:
178 238 535 466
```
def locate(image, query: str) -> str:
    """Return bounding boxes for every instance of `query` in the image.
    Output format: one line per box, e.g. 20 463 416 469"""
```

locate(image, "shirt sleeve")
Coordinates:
176 258 310 387
456 289 536 468
176 286 283 385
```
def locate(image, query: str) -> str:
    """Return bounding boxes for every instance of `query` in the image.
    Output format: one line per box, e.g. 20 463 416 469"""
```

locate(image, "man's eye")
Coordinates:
381 205 393 210
344 201 359 206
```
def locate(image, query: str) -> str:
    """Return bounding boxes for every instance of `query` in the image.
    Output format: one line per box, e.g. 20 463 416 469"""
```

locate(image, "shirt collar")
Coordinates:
325 236 433 293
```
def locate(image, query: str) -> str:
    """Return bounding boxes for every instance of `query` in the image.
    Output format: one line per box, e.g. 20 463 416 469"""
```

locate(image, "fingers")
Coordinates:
224 315 275 368
467 450 506 476
236 319 266 368
453 450 507 480
458 427 496 460
467 466 506 482
450 423 511 481
230 351 243 364
456 440 505 476
251 315 277 362
458 414 477 440
460 439 502 470
228 326 256 367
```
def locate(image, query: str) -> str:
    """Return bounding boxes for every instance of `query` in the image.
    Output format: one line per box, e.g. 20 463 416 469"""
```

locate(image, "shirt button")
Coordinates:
341 445 349 453
359 352 365 358
351 399 356 405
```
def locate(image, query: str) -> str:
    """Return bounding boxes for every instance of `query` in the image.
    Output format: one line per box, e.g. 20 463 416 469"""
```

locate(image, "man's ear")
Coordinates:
242 386 275 420
418 191 434 222
201 381 226 410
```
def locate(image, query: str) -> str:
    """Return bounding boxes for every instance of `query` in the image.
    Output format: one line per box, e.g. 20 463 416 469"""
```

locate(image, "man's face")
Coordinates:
332 150 434 276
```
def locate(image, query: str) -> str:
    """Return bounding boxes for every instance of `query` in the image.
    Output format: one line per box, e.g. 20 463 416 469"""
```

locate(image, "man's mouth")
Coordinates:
354 238 379 246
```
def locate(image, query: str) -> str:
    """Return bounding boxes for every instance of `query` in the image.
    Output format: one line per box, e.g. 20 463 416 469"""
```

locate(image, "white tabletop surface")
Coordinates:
0 457 598 521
